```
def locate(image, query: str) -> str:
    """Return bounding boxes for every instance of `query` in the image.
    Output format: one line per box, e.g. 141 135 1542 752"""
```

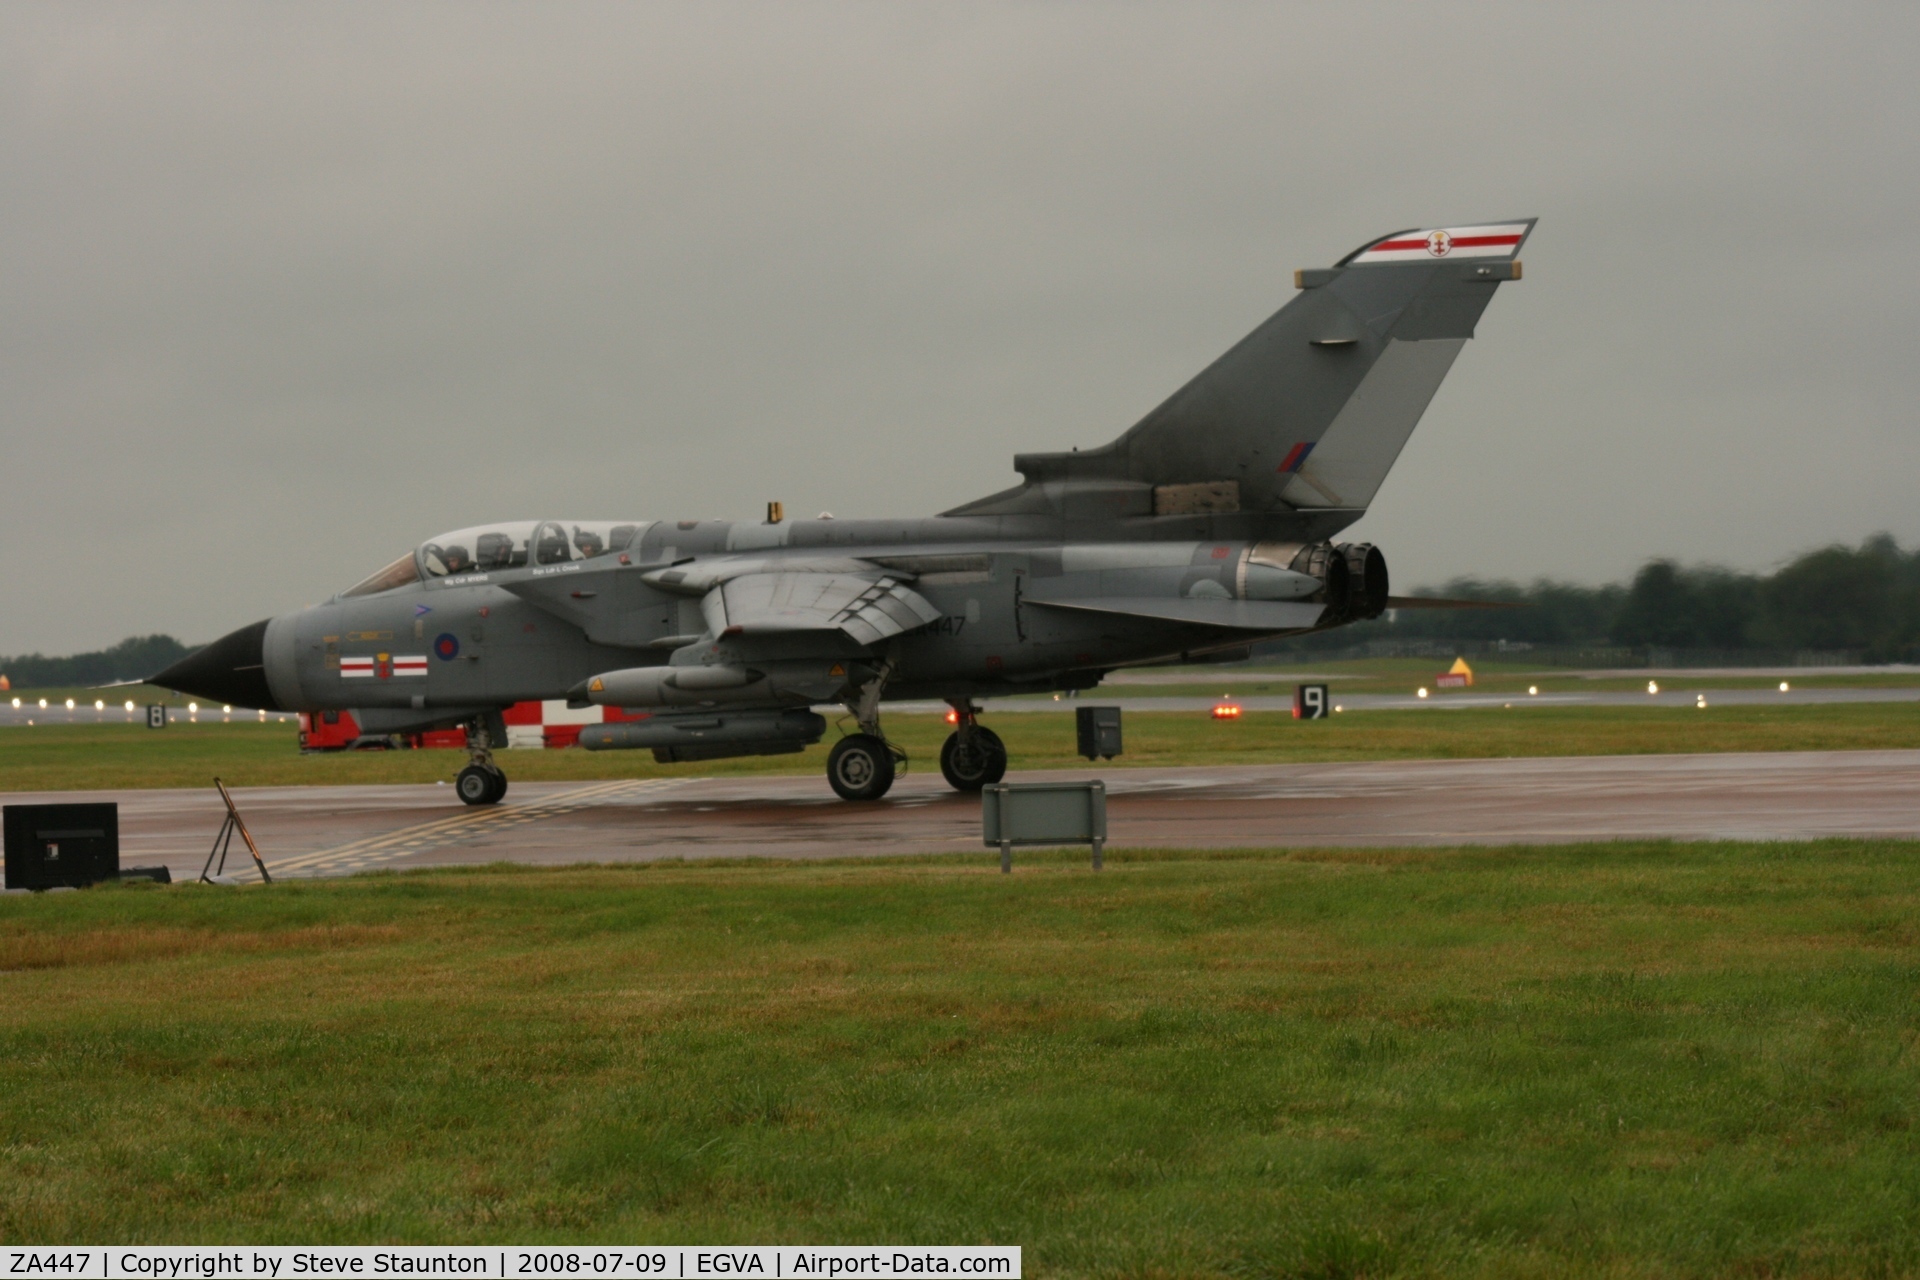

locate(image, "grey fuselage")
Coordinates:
261 510 1346 730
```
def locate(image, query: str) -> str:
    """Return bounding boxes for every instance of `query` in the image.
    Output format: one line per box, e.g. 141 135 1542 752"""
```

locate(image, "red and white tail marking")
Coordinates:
1348 222 1530 265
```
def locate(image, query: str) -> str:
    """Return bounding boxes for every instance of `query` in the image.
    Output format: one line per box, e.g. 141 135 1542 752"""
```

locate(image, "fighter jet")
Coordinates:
156 219 1534 803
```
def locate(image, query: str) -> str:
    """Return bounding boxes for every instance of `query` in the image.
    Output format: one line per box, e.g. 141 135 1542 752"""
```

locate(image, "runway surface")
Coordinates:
8 749 1920 883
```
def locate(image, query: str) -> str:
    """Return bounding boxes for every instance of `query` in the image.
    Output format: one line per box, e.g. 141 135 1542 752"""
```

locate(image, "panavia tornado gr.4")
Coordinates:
156 219 1534 804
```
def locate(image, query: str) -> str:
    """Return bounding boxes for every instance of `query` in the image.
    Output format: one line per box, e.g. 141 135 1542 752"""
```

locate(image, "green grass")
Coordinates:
2 844 1917 1274
8 703 1920 792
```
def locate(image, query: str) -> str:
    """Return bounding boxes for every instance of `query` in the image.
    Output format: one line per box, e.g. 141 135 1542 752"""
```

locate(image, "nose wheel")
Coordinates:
455 713 508 806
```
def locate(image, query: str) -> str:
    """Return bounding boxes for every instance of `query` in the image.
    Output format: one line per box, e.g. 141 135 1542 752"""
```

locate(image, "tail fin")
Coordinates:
949 219 1534 527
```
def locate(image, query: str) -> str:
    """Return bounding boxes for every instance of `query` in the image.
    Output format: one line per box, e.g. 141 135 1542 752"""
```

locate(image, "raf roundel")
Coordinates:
434 633 460 661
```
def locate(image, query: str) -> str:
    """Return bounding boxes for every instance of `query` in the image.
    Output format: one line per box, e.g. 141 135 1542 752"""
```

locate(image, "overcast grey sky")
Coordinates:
4 2 1918 654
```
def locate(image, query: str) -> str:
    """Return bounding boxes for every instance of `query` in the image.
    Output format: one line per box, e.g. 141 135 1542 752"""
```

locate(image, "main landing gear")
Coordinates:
455 715 508 806
827 734 895 801
827 660 907 801
939 701 1006 792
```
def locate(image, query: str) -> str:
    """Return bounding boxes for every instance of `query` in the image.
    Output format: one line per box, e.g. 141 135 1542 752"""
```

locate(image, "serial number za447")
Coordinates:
10 1256 92 1275
516 1255 667 1276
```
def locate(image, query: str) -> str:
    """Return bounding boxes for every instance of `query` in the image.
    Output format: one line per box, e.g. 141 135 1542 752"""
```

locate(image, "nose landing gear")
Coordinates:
939 701 1006 792
455 715 508 806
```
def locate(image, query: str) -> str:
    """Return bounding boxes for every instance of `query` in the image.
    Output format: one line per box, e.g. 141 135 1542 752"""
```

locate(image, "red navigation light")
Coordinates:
945 709 959 724
1211 703 1243 720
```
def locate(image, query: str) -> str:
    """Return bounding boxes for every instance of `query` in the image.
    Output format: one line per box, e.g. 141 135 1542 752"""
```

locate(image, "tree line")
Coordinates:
0 635 192 691
1278 534 1920 661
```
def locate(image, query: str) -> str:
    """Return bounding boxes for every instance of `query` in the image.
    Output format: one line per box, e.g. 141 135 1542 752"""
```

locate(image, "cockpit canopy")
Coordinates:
339 520 653 598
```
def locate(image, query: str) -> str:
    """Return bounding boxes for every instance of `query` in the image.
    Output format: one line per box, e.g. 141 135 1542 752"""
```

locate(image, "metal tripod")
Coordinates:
200 777 273 884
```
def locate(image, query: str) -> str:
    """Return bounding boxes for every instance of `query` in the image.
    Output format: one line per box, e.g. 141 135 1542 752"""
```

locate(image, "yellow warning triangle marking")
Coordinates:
1448 657 1473 676
828 663 845 677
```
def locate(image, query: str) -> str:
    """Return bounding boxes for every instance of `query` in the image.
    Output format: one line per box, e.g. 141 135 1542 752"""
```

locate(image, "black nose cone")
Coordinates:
152 618 282 710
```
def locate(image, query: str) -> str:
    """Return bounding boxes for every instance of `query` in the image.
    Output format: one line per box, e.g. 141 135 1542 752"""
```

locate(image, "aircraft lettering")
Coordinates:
928 616 967 637
10 1254 91 1274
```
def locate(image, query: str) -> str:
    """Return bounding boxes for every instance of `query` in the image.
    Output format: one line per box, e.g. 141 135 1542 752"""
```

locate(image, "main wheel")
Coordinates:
456 764 500 806
827 733 897 801
940 726 1007 792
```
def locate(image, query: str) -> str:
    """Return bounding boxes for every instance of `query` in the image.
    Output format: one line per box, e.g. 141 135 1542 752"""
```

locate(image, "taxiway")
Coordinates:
7 749 1919 882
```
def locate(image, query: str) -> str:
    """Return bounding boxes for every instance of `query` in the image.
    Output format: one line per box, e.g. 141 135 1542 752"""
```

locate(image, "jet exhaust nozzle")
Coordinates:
1288 544 1351 610
1338 542 1390 620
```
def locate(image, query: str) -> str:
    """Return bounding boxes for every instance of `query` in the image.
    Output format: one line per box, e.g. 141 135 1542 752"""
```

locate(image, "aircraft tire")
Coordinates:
827 733 896 801
939 727 1007 792
456 765 500 806
487 768 508 803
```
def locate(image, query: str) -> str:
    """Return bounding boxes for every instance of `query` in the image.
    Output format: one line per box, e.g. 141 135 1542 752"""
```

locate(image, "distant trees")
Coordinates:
1275 534 1920 662
1611 563 1759 650
0 635 191 691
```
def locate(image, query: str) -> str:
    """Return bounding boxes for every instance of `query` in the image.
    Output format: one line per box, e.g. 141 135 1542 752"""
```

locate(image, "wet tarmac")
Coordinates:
7 749 1920 883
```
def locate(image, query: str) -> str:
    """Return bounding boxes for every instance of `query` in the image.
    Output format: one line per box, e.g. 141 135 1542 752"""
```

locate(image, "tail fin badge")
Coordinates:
1278 442 1316 474
1348 221 1531 265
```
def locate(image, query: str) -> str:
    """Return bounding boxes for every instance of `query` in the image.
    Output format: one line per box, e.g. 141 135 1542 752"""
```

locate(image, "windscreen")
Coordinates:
340 554 423 598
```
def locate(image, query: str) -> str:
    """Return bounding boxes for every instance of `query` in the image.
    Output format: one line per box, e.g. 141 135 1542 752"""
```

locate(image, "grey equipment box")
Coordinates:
982 780 1108 873
1075 705 1123 760
4 803 119 890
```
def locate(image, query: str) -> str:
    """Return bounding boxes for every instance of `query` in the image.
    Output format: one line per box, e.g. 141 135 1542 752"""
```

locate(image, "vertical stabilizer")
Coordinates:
948 219 1534 524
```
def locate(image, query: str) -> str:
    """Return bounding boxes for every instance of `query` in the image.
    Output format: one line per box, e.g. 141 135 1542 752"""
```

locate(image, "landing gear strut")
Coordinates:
455 714 508 806
939 701 1006 792
828 658 904 801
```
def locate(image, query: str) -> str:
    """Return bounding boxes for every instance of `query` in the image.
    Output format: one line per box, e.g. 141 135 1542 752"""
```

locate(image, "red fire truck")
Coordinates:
298 701 647 752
